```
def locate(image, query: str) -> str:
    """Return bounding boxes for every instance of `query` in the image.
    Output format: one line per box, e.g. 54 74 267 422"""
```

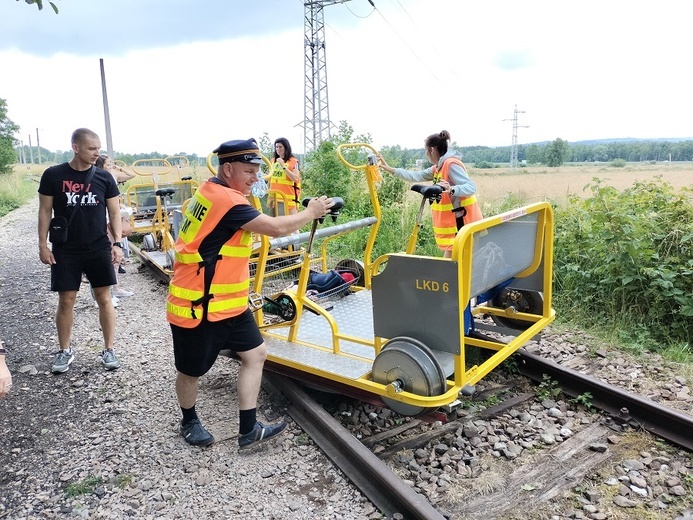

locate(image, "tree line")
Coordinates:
361 138 693 171
8 137 693 171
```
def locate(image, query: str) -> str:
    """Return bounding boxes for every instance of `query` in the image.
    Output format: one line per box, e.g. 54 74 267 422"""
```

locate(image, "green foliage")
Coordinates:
535 375 561 401
0 168 38 218
524 144 543 164
610 158 627 167
116 474 134 489
571 391 595 412
20 0 59 14
474 160 495 169
302 140 352 201
65 476 103 497
545 138 569 167
0 99 20 175
554 178 693 349
258 132 273 157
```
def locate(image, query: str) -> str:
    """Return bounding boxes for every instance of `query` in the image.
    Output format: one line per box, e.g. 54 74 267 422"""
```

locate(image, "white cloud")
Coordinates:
2 0 692 156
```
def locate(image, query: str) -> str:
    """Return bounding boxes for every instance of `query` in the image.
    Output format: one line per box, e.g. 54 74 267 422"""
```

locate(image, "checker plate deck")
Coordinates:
264 290 375 379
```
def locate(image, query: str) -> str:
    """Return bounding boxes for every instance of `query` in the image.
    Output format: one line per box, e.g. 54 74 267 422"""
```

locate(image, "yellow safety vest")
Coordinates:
166 181 253 327
430 158 483 251
269 157 301 210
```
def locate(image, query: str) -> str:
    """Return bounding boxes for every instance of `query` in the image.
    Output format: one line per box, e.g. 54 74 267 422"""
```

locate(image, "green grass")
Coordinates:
0 165 42 218
64 476 103 497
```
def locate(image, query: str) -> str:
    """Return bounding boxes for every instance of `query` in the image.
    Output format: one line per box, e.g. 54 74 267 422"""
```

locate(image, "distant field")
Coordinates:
15 160 693 208
468 162 693 207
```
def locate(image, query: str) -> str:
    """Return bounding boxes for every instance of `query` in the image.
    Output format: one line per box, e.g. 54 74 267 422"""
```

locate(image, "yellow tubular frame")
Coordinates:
335 143 382 289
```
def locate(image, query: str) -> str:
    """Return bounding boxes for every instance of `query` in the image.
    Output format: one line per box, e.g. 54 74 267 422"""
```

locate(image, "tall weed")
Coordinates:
554 178 692 350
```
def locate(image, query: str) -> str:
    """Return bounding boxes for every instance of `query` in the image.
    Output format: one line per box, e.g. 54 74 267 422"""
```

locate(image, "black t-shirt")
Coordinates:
38 162 120 252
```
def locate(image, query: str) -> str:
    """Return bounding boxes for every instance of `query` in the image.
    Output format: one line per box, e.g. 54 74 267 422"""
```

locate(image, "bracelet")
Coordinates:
0 348 6 355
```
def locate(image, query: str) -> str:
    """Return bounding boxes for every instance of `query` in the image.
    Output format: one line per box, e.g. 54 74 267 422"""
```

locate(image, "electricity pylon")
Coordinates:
504 105 528 170
303 1 353 153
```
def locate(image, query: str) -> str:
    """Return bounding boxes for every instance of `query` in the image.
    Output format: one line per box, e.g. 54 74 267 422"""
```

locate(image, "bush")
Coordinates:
610 158 627 167
474 160 494 169
554 178 693 350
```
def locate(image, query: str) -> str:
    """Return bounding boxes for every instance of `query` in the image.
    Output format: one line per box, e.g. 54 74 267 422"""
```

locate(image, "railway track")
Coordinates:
264 348 692 519
516 349 693 451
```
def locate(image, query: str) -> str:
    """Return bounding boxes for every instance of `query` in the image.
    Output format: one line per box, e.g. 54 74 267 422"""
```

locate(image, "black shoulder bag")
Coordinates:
49 166 96 245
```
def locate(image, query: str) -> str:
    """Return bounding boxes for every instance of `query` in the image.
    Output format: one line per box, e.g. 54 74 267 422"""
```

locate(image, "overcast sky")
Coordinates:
1 0 691 156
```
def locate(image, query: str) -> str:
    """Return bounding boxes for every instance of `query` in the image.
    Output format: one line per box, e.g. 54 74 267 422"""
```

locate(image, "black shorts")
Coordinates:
51 246 116 292
171 309 264 377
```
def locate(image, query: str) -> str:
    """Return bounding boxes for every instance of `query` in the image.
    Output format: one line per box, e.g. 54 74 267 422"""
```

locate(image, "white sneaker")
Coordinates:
112 289 134 298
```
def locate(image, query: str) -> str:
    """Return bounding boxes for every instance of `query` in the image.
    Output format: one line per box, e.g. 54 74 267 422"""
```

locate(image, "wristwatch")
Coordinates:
113 242 124 248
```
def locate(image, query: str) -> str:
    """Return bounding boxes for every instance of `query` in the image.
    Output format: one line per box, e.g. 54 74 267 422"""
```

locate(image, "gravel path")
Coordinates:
0 199 375 519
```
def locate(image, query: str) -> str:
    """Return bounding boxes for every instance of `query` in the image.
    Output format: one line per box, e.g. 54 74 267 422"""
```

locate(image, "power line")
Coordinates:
388 0 461 82
369 3 446 86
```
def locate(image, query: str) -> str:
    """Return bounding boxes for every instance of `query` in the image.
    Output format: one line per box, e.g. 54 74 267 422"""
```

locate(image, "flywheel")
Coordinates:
490 288 544 330
372 336 446 416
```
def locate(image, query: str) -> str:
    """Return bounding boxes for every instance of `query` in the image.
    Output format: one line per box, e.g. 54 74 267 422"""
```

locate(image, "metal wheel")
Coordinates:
142 233 156 252
490 288 543 330
372 336 447 416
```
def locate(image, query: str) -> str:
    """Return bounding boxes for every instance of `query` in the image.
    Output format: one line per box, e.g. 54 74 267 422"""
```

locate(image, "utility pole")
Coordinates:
303 0 353 153
503 105 528 170
100 59 114 159
36 128 41 165
28 134 34 164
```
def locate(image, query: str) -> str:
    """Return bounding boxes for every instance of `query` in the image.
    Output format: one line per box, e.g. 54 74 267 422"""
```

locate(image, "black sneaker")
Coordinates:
238 421 287 449
180 419 214 447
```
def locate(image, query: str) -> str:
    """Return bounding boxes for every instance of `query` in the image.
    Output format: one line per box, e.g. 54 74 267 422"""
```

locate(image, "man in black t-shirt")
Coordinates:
38 128 124 374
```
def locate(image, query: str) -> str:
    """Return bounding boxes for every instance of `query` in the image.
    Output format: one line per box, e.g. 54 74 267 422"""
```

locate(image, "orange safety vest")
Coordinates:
166 181 253 327
269 157 301 211
430 158 483 251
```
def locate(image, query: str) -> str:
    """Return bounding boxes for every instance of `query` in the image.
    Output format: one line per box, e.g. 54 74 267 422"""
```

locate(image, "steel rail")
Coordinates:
263 373 447 520
517 350 693 451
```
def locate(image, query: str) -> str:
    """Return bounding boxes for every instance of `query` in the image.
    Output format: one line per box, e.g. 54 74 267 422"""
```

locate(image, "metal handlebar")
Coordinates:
302 196 344 223
411 183 443 204
132 158 172 177
164 155 190 169
336 143 379 170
